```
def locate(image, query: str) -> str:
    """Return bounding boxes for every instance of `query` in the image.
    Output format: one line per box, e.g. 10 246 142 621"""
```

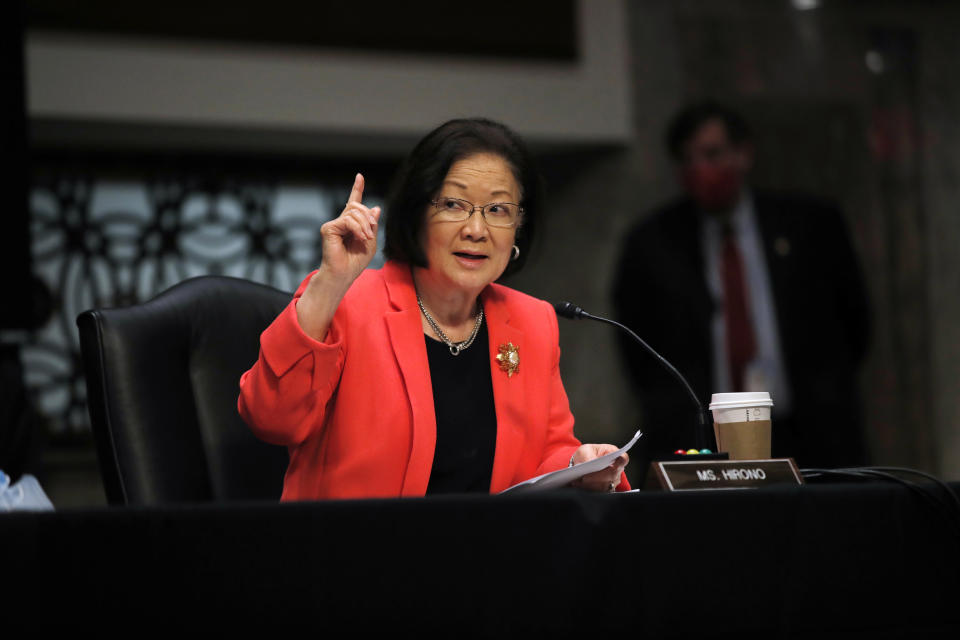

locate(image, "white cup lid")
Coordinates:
709 391 774 409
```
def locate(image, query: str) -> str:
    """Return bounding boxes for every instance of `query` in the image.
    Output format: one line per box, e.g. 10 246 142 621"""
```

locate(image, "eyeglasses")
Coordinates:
429 197 523 229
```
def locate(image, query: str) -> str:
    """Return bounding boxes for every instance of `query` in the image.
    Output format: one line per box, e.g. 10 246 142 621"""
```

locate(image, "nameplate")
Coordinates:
646 458 804 492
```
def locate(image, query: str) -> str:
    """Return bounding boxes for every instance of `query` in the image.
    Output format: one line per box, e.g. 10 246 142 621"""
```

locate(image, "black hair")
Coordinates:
665 101 753 161
383 117 542 278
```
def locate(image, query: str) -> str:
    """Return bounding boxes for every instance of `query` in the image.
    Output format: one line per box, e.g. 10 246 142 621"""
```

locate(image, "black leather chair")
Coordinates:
77 276 291 505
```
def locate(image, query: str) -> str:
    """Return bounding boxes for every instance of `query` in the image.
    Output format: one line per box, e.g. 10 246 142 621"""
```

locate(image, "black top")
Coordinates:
424 321 497 495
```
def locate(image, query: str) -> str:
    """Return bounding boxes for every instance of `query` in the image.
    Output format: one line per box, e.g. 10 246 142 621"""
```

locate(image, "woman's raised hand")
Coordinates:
319 173 381 285
296 173 381 341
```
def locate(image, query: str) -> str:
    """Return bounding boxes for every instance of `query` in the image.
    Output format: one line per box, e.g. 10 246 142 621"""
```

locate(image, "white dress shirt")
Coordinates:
700 192 793 417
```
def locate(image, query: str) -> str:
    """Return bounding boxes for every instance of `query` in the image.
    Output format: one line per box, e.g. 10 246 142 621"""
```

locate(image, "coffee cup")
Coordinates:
709 392 774 460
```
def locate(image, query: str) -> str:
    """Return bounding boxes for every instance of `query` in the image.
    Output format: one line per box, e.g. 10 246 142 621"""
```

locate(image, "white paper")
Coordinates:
499 430 643 494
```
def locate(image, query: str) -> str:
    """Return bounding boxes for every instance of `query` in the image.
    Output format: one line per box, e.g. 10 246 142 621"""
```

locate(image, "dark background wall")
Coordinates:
523 0 959 485
514 0 959 484
7 0 958 505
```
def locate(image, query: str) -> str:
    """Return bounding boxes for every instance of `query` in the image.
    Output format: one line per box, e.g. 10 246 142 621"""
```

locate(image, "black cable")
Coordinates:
851 470 959 529
860 466 960 513
580 313 709 449
801 467 960 543
805 468 946 515
860 471 960 546
823 466 960 525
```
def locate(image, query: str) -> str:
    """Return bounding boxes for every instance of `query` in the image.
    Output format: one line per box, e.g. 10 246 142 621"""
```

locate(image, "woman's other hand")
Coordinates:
569 444 629 492
296 173 381 340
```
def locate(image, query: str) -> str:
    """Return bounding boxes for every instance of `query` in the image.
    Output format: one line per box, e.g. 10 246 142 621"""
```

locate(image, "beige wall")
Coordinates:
26 0 632 152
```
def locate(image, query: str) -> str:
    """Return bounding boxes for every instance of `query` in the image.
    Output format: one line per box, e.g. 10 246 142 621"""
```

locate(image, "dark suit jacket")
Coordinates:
612 192 870 470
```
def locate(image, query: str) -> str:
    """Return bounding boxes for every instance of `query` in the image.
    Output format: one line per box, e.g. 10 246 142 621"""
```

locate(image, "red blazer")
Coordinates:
238 261 628 500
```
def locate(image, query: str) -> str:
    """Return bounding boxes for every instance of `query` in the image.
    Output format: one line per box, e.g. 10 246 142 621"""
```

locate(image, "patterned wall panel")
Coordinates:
20 174 384 437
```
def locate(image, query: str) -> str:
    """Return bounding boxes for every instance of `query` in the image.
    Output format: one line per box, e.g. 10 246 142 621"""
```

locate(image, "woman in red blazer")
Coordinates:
239 119 629 500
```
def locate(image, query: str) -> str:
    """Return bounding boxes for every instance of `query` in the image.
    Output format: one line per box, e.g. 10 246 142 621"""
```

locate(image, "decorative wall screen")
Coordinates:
20 174 384 437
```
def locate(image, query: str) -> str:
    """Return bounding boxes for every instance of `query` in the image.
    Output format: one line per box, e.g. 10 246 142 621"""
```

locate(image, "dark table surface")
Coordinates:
3 481 959 636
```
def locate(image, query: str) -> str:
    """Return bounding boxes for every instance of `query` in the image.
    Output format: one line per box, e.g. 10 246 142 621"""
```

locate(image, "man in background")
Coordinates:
612 101 870 471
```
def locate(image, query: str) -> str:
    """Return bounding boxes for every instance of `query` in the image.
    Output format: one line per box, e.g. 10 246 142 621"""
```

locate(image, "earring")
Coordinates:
511 245 520 261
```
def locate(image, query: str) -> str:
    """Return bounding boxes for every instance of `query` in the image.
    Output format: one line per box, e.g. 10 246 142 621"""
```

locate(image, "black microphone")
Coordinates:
554 301 710 450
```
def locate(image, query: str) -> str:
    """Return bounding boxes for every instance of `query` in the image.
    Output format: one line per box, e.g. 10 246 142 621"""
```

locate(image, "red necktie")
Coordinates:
720 224 757 391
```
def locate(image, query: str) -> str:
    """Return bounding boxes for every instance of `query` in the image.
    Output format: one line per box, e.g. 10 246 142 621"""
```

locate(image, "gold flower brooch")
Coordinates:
496 342 520 378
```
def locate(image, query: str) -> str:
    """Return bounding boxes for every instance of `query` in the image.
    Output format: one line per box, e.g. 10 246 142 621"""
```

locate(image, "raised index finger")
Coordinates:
348 173 364 204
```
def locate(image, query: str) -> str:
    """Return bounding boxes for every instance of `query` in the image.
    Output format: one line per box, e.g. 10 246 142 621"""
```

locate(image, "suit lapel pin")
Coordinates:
774 236 791 257
496 342 520 378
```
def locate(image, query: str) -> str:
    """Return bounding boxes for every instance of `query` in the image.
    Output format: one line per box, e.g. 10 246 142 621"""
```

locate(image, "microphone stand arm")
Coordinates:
580 311 710 451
